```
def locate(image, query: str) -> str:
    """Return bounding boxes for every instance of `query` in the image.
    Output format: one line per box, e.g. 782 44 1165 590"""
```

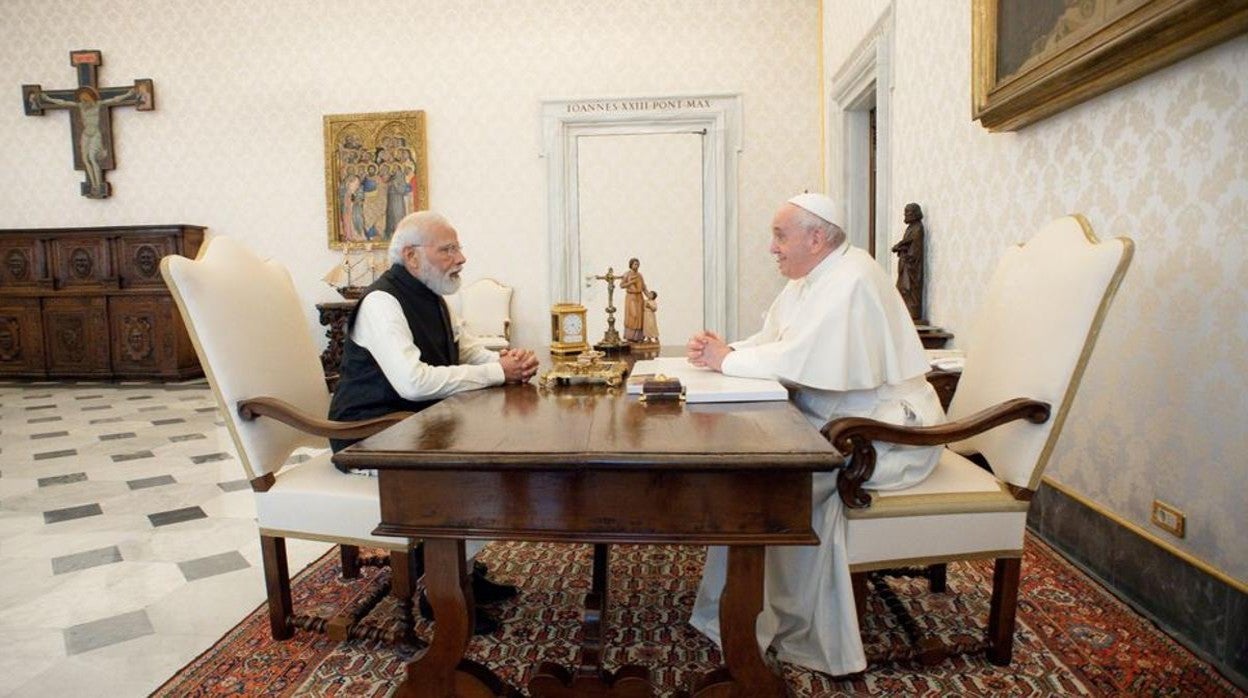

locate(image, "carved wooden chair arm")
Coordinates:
820 398 1051 509
237 396 412 440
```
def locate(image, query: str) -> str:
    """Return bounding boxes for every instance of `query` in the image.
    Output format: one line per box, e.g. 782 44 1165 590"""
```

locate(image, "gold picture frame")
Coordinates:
972 0 1248 132
324 110 429 249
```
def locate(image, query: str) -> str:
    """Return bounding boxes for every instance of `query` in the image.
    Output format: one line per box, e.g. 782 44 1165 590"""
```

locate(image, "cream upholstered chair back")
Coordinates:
947 215 1133 491
457 277 513 348
161 236 330 480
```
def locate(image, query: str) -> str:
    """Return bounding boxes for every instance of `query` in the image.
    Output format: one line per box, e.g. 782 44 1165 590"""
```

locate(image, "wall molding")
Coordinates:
829 7 894 264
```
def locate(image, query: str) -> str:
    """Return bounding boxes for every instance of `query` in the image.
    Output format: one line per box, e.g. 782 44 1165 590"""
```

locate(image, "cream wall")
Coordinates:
0 0 822 349
823 3 1247 583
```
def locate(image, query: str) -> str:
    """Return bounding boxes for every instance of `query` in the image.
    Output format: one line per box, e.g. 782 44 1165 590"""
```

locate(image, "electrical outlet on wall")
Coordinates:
1151 499 1186 538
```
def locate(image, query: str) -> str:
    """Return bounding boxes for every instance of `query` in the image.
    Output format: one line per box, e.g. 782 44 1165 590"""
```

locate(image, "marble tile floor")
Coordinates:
0 379 332 697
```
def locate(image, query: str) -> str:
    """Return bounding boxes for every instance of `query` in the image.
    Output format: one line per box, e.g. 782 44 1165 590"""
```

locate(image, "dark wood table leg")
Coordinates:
692 545 787 698
530 543 654 697
394 539 515 698
584 543 611 671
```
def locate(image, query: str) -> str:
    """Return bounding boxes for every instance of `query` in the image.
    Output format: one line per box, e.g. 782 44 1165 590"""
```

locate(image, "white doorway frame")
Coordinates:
831 8 894 269
541 94 742 338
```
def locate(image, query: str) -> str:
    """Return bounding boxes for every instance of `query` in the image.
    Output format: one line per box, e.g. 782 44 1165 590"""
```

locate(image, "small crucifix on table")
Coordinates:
586 267 627 351
22 50 155 199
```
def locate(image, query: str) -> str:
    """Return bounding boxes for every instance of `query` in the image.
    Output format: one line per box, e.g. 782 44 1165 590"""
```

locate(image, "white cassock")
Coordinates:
689 243 946 676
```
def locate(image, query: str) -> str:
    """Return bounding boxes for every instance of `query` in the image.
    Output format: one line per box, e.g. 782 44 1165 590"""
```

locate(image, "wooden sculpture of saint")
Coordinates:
891 202 926 323
620 257 649 343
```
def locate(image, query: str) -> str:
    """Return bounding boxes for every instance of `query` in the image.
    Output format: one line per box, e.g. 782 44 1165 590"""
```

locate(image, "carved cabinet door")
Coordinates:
108 296 176 376
43 296 111 376
0 298 45 376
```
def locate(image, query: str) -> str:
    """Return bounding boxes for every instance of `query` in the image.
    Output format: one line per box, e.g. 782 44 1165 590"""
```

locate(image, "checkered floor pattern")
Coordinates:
0 379 330 697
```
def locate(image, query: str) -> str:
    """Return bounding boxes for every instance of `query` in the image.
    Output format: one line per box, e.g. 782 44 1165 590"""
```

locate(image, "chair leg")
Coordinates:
986 557 1021 666
851 572 869 628
260 534 294 640
927 563 948 592
390 546 420 602
340 544 361 579
388 545 421 645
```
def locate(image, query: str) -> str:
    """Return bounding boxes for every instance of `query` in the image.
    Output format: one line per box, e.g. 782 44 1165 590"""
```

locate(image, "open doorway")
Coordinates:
831 9 893 268
542 94 742 339
576 132 704 346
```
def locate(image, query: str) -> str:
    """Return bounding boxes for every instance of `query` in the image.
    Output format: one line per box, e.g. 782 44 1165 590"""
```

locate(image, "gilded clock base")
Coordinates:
550 342 589 356
539 350 628 387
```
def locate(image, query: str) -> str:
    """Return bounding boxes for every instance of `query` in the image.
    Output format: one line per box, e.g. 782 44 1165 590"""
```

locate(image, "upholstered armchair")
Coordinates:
161 236 420 644
450 277 513 351
824 215 1133 665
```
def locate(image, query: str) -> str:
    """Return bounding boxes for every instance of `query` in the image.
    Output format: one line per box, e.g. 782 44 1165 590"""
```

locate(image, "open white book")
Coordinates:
627 357 789 403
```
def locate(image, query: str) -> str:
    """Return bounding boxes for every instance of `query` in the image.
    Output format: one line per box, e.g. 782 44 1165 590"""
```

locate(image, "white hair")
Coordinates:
387 210 451 266
790 206 846 248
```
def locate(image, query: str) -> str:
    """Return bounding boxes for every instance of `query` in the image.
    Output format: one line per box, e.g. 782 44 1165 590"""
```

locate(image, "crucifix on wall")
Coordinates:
22 50 154 199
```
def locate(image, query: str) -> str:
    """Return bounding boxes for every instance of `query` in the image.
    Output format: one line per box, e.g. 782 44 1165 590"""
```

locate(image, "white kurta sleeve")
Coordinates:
352 291 505 401
456 328 502 366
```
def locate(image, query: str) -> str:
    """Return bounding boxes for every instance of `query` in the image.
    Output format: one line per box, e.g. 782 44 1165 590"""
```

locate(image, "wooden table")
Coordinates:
334 371 844 698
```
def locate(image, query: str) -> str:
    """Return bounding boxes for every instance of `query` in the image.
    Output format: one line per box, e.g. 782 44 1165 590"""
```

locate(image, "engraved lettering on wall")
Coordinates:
565 98 714 114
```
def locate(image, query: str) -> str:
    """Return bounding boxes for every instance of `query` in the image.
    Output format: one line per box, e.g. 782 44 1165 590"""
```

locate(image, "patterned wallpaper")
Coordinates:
8 0 1239 584
0 0 821 348
822 3 1247 582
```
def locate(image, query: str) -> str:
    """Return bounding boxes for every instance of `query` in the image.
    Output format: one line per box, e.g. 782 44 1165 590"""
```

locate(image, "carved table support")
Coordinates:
530 543 656 697
395 539 517 698
689 545 787 698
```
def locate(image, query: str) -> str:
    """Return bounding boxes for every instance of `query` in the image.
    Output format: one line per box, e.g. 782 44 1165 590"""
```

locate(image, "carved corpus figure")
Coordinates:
21 50 154 199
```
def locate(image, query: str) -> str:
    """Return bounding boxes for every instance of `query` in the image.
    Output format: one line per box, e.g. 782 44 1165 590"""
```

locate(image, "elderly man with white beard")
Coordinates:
327 210 539 634
685 193 946 676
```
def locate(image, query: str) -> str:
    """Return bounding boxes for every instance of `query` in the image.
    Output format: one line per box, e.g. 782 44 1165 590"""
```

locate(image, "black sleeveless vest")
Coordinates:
328 264 458 456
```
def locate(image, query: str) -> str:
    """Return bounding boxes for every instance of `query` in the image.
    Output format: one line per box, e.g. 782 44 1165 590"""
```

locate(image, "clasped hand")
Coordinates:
686 330 732 372
499 348 540 383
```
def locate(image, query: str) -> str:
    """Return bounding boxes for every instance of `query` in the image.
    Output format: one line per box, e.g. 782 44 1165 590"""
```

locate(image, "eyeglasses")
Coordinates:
419 243 464 256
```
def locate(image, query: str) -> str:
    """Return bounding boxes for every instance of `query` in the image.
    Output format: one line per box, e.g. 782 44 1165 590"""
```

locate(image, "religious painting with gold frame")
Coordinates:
324 110 429 249
972 0 1248 132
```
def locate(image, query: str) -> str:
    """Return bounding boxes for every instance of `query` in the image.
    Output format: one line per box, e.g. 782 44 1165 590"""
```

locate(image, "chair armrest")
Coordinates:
237 396 411 440
820 398 1051 509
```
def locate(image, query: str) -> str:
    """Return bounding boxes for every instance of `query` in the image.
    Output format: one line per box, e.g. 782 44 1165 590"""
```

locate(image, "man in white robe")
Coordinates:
685 193 945 676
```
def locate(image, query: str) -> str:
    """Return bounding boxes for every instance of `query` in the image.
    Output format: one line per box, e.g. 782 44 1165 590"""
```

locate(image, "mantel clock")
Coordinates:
550 302 589 355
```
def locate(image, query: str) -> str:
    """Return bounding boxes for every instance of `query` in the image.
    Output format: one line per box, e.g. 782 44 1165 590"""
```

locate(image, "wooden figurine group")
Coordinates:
586 258 658 352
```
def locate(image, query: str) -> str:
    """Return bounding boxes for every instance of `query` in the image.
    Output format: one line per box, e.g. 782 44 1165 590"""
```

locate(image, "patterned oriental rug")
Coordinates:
155 534 1241 697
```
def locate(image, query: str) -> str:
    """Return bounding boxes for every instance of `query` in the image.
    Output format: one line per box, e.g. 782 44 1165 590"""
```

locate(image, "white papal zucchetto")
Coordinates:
786 192 842 227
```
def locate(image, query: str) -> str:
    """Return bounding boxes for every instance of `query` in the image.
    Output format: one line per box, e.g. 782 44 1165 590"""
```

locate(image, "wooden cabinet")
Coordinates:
0 224 204 380
0 297 44 373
